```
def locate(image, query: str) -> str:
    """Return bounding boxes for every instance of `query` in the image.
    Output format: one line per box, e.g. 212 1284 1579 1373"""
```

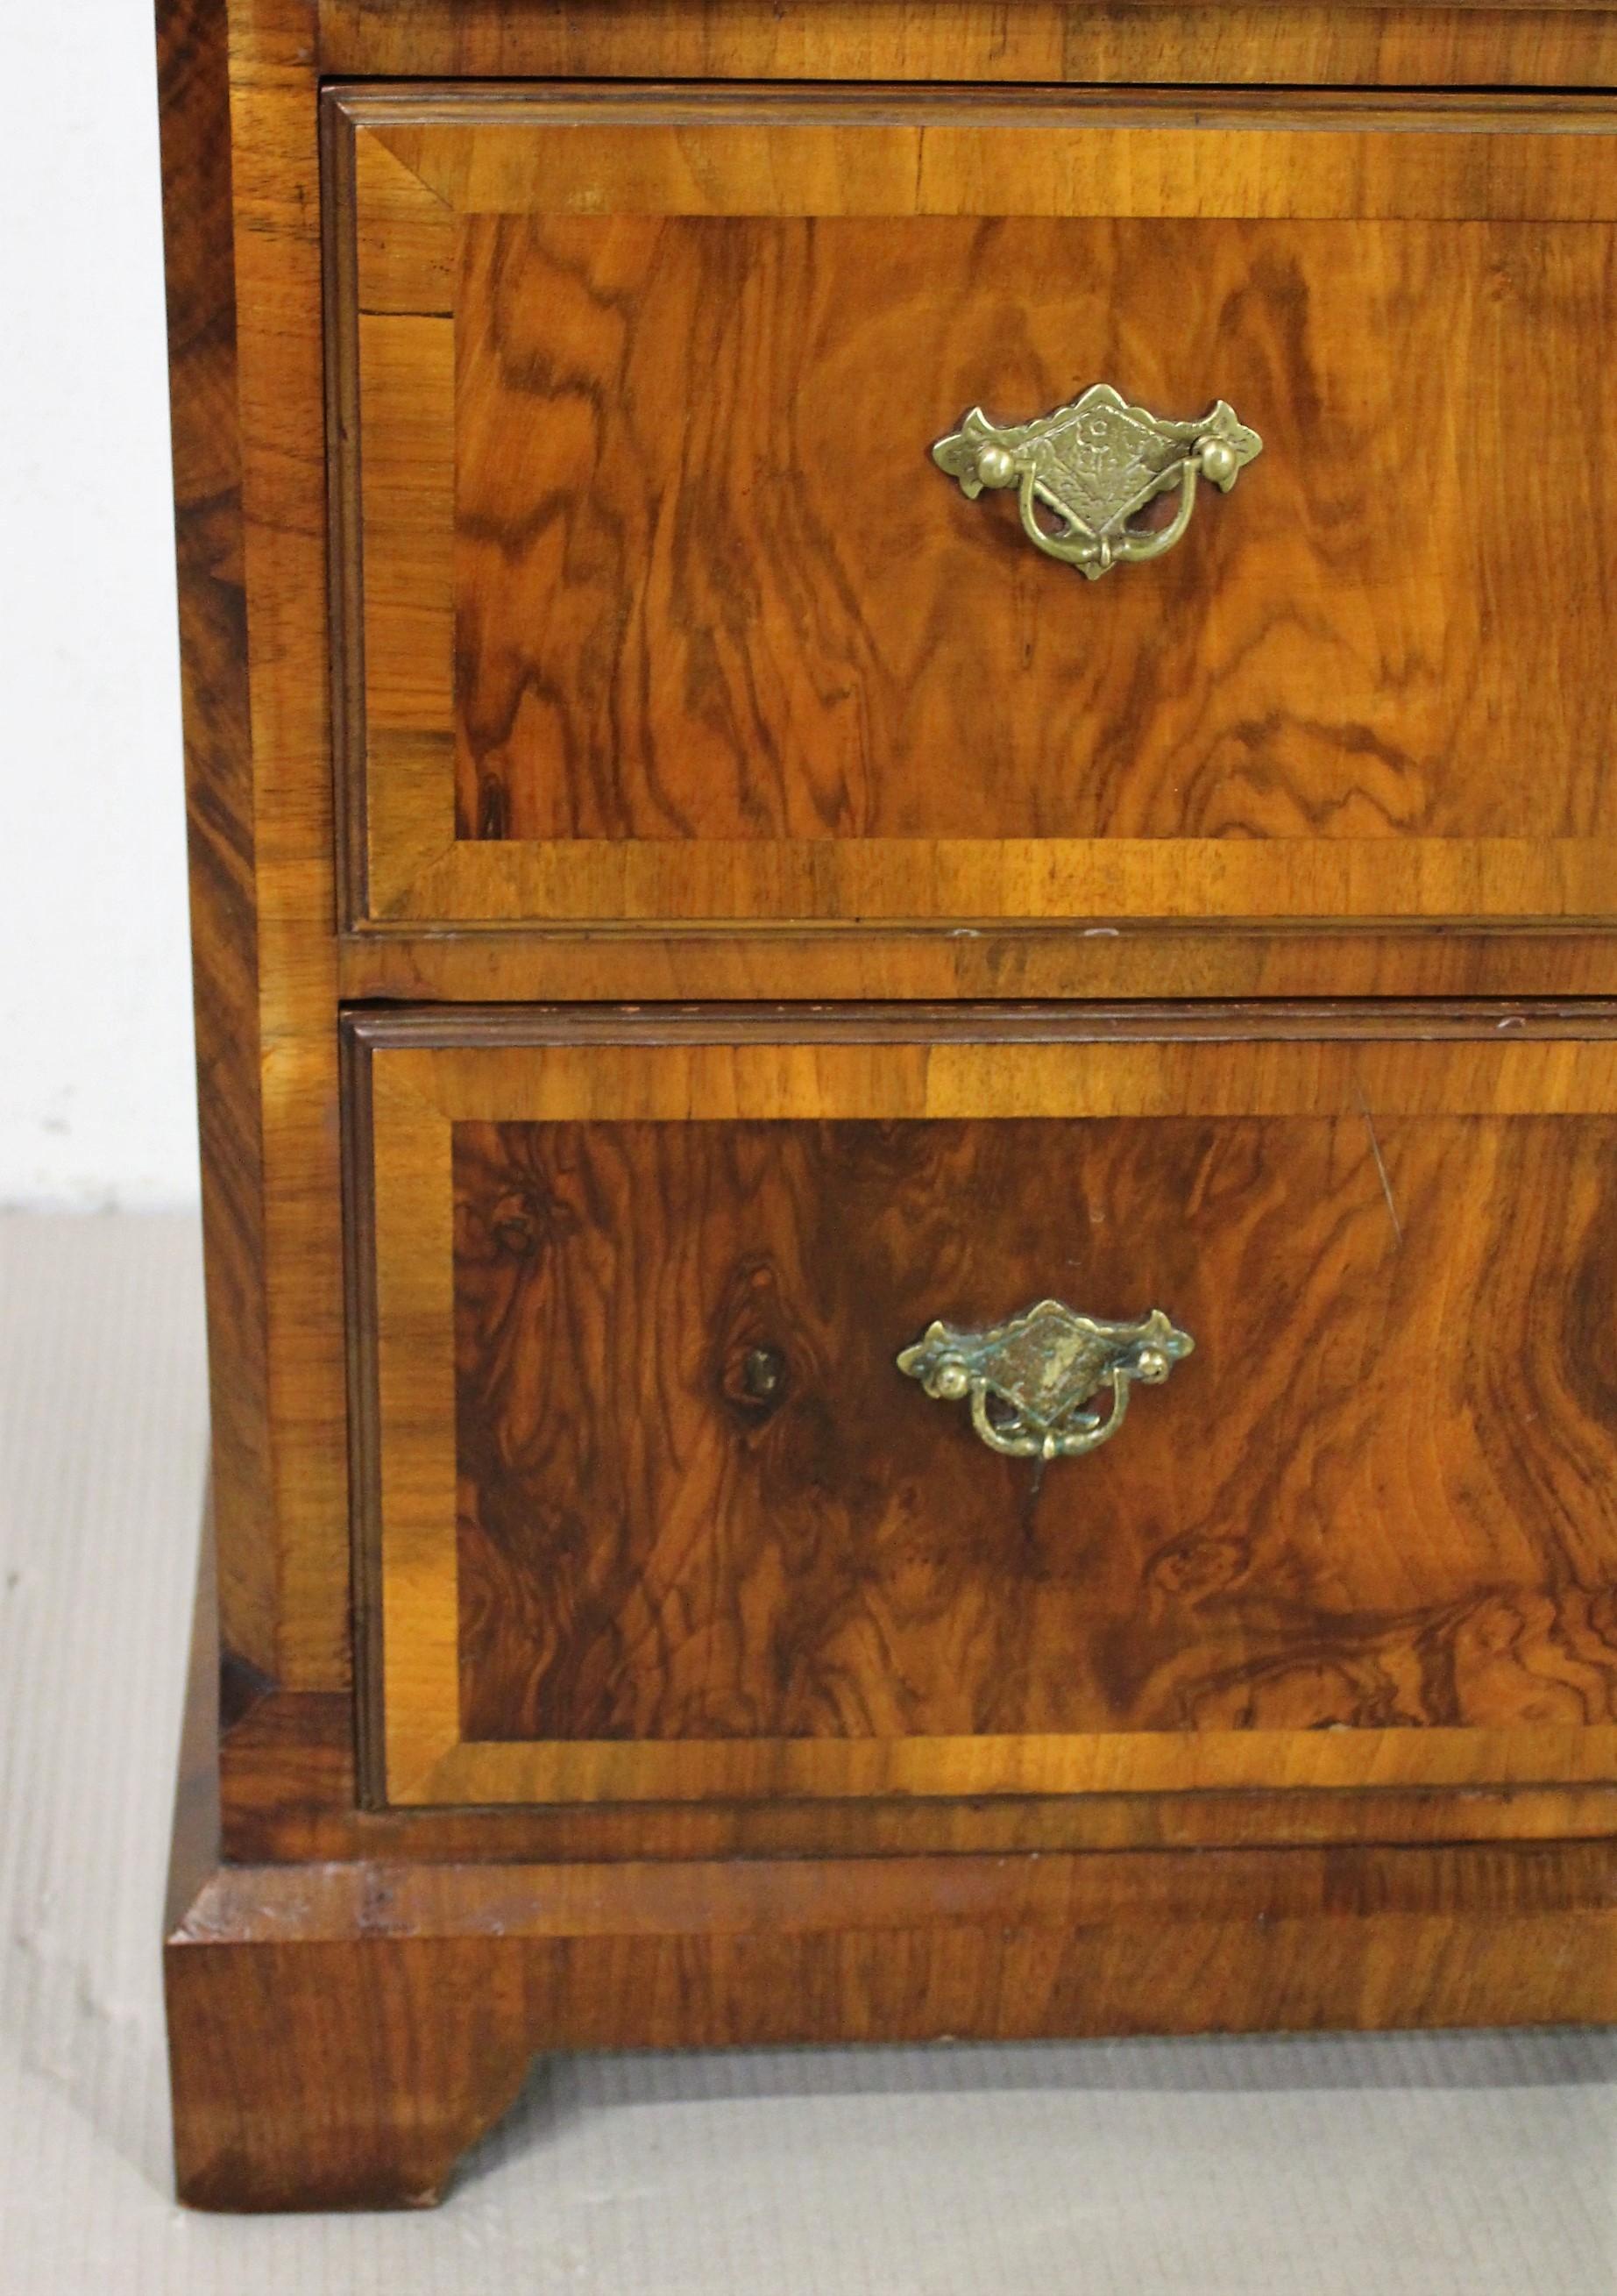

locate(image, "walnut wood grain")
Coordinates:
157 0 276 1677
172 1483 1617 2208
170 1527 1617 2208
216 1685 1617 1865
453 206 1615 842
337 925 1617 1007
351 993 1617 1051
171 1820 1617 2210
227 0 351 1688
359 89 1617 218
331 87 1617 932
168 1838 1617 2208
164 0 1617 2212
318 1 1617 90
348 1005 1617 1814
451 1111 1617 1748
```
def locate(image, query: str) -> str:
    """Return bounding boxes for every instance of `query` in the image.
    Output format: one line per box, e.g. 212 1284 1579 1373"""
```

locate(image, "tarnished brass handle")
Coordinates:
933 383 1261 581
897 1298 1193 1462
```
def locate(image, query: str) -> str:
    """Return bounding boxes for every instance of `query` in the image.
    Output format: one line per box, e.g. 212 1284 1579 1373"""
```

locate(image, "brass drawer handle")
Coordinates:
933 383 1261 580
897 1298 1194 1462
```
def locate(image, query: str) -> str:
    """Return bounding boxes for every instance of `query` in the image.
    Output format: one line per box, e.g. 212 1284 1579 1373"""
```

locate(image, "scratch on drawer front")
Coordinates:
1355 1084 1404 1250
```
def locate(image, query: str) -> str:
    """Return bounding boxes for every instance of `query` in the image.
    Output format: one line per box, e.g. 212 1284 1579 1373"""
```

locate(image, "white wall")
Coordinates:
0 0 200 1208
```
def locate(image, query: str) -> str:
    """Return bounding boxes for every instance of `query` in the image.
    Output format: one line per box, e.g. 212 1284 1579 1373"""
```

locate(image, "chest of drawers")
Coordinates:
160 0 1617 2210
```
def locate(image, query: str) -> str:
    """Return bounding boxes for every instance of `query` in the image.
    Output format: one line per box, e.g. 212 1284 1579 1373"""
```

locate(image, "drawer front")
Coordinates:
348 1009 1617 1821
329 87 1617 933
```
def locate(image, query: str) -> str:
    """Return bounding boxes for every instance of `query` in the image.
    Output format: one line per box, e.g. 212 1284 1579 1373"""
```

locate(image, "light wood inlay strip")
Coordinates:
385 838 1617 928
364 102 1617 224
319 5 1617 93
405 1724 1617 1809
382 1036 1617 1123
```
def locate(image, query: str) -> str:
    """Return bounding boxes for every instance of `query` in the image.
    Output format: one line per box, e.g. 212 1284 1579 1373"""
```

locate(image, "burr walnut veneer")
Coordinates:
161 0 1617 2212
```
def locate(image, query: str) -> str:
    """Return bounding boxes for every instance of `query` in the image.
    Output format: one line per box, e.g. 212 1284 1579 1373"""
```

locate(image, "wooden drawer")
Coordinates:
328 85 1617 936
345 1005 1617 1831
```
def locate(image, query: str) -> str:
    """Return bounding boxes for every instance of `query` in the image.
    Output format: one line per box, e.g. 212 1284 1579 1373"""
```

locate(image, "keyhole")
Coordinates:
741 1347 785 1401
